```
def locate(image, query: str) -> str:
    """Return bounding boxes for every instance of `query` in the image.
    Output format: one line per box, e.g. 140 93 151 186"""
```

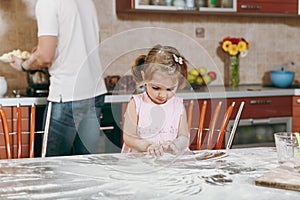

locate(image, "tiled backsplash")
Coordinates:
1 0 300 92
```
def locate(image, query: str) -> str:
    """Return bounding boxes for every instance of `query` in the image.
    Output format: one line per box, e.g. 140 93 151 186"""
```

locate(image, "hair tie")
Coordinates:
173 54 183 65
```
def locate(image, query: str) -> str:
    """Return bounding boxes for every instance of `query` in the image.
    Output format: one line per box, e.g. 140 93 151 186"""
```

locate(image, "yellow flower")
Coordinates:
238 41 248 52
222 40 232 52
228 44 239 56
221 37 249 56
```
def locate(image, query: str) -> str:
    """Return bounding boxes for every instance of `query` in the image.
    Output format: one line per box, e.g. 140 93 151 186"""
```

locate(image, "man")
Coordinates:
10 0 107 156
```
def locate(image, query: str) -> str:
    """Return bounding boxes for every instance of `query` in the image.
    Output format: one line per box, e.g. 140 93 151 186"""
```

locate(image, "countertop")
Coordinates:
0 147 299 199
107 84 300 103
1 85 300 106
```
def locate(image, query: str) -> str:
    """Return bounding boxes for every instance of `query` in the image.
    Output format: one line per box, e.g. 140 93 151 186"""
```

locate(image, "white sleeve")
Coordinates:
35 0 58 37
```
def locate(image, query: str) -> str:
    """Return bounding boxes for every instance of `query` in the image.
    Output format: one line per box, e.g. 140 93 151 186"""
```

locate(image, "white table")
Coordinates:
0 147 299 199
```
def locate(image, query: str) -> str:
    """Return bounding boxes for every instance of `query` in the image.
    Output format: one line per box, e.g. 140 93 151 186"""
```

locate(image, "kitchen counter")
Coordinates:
0 147 299 199
1 85 300 105
0 96 48 106
106 85 299 103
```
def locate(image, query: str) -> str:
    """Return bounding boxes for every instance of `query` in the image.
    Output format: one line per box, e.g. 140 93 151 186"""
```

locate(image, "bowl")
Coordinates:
270 70 295 88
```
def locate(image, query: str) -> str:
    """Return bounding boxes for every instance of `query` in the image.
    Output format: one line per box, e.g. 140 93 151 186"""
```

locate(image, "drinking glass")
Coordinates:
274 132 295 164
294 144 300 170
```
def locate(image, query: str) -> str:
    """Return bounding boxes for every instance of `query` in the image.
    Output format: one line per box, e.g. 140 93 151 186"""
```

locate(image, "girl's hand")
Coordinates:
163 136 190 155
162 141 174 154
162 141 180 155
147 144 164 157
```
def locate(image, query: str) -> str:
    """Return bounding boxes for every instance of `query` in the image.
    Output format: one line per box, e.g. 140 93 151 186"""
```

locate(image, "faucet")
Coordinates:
279 61 295 71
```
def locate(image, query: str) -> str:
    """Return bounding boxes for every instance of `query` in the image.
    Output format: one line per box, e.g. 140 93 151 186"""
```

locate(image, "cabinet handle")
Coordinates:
240 4 262 10
250 100 272 105
297 99 300 104
100 126 114 131
252 119 271 124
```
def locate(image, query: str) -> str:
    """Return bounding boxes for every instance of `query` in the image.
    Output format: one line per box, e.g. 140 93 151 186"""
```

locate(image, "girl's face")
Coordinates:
145 72 179 104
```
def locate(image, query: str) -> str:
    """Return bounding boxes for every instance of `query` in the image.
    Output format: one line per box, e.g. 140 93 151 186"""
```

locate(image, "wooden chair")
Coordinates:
0 102 52 159
187 100 245 150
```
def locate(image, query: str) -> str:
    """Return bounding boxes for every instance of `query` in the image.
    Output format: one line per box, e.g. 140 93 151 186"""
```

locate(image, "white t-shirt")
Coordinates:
35 0 107 102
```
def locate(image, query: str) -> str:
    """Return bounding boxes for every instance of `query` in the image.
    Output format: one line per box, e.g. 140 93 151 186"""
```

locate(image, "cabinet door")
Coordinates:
229 96 292 119
100 104 122 153
293 96 300 132
237 0 298 15
116 0 133 12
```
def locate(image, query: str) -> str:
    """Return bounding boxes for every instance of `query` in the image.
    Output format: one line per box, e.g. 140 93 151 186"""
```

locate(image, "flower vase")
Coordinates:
230 55 239 87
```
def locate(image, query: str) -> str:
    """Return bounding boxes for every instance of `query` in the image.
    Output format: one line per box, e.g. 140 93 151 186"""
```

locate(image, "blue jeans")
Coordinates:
44 94 105 156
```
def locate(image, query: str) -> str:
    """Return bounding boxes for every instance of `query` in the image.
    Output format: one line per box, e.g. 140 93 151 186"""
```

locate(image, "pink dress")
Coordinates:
122 92 183 153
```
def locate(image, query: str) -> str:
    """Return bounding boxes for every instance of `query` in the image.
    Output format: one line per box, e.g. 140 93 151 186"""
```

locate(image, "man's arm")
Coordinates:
10 36 57 71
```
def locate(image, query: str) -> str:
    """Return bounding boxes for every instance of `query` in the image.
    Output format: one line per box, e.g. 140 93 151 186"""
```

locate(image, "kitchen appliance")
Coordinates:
226 117 292 148
26 68 49 97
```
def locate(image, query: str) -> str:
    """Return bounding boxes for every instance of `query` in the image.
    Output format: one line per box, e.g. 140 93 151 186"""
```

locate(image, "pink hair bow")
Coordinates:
173 54 183 65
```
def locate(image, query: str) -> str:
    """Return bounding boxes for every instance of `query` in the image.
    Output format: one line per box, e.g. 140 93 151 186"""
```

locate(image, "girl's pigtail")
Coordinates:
131 55 146 83
179 60 188 89
172 54 188 89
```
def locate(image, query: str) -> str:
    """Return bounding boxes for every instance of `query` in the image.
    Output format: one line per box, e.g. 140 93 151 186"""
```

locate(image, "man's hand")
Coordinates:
9 55 24 71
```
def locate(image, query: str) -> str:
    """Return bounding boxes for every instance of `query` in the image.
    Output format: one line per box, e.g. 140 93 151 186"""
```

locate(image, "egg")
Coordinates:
0 49 31 60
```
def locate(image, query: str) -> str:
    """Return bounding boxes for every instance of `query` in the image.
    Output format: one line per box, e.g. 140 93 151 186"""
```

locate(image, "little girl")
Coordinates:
122 44 190 157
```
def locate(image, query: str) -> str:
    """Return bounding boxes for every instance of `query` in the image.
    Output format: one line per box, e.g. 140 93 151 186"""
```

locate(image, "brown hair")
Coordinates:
131 44 188 89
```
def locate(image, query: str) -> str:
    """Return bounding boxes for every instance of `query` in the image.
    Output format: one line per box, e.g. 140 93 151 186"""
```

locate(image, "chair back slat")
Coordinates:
16 104 22 159
0 106 12 159
207 101 222 149
216 102 235 149
29 104 36 158
226 101 245 150
196 100 207 150
187 100 194 131
41 101 52 158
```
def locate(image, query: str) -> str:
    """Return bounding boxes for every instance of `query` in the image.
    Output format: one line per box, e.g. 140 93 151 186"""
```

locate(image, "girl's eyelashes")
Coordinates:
151 85 172 91
149 83 177 91
152 86 160 90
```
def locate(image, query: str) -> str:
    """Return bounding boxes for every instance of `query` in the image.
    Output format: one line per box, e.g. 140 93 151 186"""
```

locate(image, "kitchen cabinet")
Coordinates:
116 0 237 14
116 0 298 16
237 0 298 16
292 96 300 132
